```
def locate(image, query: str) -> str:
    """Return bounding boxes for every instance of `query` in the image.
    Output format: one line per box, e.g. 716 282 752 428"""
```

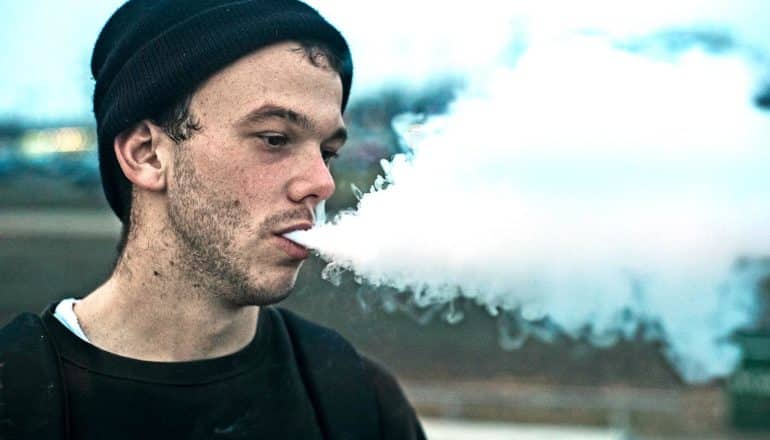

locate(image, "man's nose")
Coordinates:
287 146 336 204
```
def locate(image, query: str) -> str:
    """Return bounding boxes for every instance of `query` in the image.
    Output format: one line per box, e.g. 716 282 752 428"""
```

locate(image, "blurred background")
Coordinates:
2 1 770 439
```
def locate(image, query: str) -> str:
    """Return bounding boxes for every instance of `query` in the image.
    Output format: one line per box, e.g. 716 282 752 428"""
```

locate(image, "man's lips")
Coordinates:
275 223 313 236
274 223 312 260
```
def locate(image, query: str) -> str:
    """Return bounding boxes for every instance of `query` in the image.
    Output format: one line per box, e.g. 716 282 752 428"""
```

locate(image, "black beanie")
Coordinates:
92 0 353 224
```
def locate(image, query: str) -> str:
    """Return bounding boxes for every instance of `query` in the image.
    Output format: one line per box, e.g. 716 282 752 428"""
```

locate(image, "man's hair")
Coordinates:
114 41 344 258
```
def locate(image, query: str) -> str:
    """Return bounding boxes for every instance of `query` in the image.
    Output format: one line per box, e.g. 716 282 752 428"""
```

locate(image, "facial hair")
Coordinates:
167 144 292 306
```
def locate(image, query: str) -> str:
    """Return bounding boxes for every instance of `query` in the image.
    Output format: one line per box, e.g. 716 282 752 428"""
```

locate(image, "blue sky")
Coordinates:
1 0 769 124
0 0 124 123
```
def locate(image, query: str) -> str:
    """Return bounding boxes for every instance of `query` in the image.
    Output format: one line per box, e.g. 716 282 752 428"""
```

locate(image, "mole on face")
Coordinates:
153 270 161 277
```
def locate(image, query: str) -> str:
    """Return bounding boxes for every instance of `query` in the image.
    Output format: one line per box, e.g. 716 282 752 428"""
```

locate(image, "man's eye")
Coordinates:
259 134 288 148
322 149 339 165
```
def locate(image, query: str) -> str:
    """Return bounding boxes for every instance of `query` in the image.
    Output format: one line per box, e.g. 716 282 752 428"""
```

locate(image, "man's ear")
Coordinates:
114 121 171 192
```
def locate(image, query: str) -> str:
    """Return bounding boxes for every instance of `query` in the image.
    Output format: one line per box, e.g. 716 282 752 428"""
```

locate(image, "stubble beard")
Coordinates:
166 145 296 306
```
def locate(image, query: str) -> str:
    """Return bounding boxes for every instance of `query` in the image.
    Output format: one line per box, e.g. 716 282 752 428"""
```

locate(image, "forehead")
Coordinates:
191 42 344 125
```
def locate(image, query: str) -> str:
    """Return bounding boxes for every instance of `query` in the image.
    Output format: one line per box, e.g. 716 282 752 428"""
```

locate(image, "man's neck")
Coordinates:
74 241 260 362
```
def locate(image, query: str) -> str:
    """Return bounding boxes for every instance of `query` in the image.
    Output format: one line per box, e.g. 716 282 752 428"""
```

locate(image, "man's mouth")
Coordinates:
275 223 312 260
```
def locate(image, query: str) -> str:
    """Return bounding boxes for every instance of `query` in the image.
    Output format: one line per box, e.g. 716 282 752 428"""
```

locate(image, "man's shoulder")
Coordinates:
272 307 341 335
272 307 355 349
0 312 45 353
269 306 407 395
271 307 426 440
0 312 67 438
270 307 381 437
360 356 426 440
270 306 369 384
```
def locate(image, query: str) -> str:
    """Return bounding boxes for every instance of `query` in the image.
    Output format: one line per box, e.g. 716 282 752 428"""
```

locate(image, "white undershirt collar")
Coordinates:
53 298 91 343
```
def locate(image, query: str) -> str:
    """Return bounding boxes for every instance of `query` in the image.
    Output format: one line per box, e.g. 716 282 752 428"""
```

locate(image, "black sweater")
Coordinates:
38 304 425 439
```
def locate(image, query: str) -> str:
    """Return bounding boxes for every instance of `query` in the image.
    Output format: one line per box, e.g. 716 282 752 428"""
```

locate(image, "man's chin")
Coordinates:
229 285 293 307
241 271 298 306
219 256 302 306
258 285 294 305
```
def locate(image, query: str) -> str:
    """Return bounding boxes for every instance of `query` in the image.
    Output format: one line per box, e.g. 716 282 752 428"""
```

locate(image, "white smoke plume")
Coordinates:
287 3 770 383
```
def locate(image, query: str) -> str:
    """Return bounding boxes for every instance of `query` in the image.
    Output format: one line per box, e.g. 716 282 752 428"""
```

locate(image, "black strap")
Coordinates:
0 313 68 440
274 308 381 440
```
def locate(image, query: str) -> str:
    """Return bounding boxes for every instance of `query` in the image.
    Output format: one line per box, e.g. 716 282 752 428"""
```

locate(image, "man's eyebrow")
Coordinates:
237 104 348 144
237 104 314 130
238 104 348 144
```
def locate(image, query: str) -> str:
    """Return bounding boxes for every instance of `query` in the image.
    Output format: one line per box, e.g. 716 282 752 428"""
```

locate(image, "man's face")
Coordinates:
165 42 346 306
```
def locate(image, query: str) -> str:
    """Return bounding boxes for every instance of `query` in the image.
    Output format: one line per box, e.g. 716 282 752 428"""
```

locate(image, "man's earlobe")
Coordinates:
114 121 169 192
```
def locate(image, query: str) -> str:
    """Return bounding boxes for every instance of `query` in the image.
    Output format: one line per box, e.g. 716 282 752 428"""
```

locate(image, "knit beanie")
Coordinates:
92 0 353 224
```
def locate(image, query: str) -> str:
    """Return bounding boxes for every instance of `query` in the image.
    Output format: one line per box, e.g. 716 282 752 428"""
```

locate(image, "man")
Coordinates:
0 1 425 438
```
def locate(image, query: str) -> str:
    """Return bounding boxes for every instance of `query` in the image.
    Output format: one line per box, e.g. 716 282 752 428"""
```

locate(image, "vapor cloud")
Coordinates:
290 3 770 383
